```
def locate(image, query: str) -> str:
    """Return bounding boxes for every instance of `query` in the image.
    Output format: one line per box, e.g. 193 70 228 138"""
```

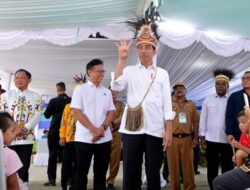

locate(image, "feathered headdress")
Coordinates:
73 73 87 84
213 68 235 83
126 2 161 48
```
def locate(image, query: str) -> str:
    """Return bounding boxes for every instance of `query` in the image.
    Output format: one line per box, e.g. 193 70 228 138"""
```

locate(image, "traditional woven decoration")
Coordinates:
126 1 161 48
125 104 144 132
213 68 235 84
125 69 157 131
73 73 87 84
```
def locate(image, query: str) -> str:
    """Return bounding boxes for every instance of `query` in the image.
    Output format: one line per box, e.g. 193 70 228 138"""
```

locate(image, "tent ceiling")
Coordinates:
1 0 250 104
161 0 250 38
1 0 250 40
0 0 144 30
0 39 249 103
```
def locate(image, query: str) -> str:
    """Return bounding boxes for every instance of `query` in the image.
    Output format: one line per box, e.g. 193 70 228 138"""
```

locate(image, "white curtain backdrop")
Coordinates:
157 22 250 57
1 21 250 58
0 24 133 50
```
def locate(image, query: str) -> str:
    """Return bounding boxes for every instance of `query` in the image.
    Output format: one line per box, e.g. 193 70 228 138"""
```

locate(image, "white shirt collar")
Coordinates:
87 80 101 88
14 88 29 94
136 55 157 69
215 93 228 98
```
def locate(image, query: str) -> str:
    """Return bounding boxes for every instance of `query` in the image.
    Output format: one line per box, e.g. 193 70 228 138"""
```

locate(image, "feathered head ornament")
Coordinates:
73 73 87 84
213 69 235 84
126 2 161 48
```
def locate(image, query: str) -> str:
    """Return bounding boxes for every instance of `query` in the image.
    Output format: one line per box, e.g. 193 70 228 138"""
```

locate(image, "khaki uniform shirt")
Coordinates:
112 100 124 131
172 98 199 134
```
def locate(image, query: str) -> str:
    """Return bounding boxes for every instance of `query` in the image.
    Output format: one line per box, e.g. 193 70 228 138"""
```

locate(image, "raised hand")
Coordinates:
116 40 132 60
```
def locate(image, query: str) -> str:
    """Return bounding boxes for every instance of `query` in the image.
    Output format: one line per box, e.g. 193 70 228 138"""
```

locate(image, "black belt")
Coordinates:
172 134 191 138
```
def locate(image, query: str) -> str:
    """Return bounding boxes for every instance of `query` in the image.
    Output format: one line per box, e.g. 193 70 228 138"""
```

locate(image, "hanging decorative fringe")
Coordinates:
125 104 144 131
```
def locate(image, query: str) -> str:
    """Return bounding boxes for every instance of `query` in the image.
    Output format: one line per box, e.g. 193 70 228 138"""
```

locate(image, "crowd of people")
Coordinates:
1 12 250 190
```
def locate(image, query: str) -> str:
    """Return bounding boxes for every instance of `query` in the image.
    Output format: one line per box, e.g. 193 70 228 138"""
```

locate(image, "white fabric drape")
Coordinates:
0 24 134 50
0 21 250 57
157 22 250 57
0 31 38 50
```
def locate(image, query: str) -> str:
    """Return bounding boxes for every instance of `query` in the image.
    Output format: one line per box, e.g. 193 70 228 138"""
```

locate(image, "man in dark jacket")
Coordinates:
226 71 250 142
44 82 71 186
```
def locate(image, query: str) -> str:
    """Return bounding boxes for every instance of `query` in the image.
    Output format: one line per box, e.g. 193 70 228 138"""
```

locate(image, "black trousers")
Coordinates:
162 152 169 181
74 141 111 190
61 142 77 188
10 144 33 182
206 141 233 190
193 145 199 172
122 134 163 190
47 138 61 180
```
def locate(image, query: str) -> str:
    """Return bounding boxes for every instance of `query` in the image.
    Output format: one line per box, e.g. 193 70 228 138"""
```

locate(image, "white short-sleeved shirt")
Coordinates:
112 63 175 138
71 81 116 144
199 94 228 143
4 147 23 177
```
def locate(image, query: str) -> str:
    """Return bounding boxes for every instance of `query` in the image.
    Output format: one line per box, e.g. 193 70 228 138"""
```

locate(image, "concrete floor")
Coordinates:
28 162 210 190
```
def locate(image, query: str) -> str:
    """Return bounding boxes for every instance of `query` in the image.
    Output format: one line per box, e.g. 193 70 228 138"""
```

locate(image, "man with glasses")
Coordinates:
71 59 115 190
226 71 250 142
0 69 42 187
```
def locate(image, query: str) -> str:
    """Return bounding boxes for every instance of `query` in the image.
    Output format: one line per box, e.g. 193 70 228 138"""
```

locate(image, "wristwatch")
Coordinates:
101 123 109 131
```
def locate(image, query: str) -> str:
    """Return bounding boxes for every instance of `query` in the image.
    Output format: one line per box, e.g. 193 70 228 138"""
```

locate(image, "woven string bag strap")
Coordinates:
140 68 157 104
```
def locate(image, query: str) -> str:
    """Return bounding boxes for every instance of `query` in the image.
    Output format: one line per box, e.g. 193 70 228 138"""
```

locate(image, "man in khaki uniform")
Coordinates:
168 82 199 190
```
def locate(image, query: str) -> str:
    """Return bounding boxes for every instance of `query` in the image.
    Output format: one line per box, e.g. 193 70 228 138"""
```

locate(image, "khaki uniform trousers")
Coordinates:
167 136 196 190
106 131 121 185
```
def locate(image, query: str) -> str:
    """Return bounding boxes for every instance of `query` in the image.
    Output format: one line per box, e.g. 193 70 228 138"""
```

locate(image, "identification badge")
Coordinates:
179 112 187 124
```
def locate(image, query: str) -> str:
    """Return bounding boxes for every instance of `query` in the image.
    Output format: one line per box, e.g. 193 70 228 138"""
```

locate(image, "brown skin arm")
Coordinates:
59 137 66 146
227 135 234 143
191 104 199 147
163 120 173 151
101 111 114 129
111 113 122 131
7 173 20 190
114 40 132 80
231 140 250 154
15 127 27 137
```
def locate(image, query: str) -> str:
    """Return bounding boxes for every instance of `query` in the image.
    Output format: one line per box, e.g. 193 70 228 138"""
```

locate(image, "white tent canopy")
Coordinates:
0 0 250 104
1 36 249 104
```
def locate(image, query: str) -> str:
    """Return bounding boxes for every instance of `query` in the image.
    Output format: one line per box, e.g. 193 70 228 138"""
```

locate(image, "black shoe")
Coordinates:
44 179 56 186
107 184 116 190
194 171 200 175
